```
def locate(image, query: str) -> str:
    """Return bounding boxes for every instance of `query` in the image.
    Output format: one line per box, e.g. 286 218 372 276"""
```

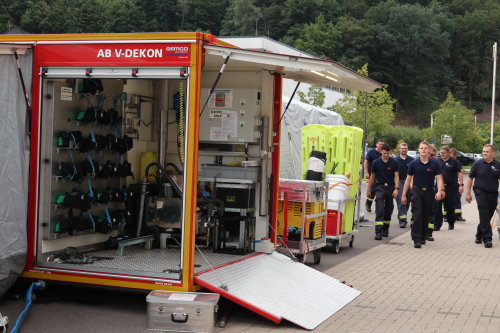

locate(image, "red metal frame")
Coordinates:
269 74 282 243
23 39 198 290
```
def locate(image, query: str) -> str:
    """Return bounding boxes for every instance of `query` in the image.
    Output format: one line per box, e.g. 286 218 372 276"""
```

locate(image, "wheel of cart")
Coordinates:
312 249 321 264
331 239 340 254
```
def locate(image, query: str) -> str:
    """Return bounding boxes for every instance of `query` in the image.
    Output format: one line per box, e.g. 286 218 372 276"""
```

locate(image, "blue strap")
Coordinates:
87 153 95 174
89 128 97 144
87 211 96 230
105 208 112 226
87 176 94 198
68 150 77 181
98 95 104 109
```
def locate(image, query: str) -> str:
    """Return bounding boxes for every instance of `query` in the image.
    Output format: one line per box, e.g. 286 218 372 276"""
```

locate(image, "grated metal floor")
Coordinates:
73 246 247 274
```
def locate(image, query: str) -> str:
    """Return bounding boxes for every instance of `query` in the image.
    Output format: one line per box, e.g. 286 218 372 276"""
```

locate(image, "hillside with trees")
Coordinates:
1 0 498 150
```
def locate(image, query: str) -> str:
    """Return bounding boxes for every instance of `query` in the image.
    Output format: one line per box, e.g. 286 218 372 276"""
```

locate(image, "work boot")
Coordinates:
414 241 421 248
382 231 389 237
475 238 482 244
484 241 493 248
425 236 434 241
448 225 454 230
365 203 372 213
421 239 426 245
456 216 466 222
399 221 407 228
375 234 382 240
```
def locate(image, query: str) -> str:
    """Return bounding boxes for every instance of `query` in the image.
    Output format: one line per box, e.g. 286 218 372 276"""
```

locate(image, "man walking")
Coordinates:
434 146 463 231
395 142 414 228
367 143 399 240
465 144 500 248
450 148 466 222
364 139 384 213
402 141 444 248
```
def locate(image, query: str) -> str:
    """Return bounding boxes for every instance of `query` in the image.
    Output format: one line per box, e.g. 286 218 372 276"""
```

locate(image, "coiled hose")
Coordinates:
10 280 45 333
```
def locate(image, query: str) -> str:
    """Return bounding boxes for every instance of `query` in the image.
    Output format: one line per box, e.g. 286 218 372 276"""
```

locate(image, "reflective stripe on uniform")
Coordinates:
399 215 407 219
375 221 384 225
455 209 462 213
428 223 434 228
384 221 391 225
368 197 374 201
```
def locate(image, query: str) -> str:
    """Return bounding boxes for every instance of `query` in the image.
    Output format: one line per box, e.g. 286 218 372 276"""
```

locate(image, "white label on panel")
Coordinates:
208 89 233 108
210 127 225 141
209 110 223 119
60 87 73 101
222 110 237 138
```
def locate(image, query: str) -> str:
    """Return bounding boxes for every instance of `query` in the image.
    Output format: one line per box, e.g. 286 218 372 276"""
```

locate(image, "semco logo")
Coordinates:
166 46 189 52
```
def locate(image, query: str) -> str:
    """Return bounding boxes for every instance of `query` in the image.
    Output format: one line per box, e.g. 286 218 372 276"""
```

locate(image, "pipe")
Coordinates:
136 178 148 238
259 116 269 216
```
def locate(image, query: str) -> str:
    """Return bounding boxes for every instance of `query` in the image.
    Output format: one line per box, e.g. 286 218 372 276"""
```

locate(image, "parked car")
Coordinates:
436 151 475 166
473 153 482 161
464 152 474 159
407 150 417 158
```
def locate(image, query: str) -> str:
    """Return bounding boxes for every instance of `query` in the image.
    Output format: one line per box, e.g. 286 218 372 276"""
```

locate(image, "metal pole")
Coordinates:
355 92 369 227
491 42 497 145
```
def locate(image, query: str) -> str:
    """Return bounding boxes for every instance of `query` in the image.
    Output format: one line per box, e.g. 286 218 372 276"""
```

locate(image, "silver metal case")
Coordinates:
147 291 220 332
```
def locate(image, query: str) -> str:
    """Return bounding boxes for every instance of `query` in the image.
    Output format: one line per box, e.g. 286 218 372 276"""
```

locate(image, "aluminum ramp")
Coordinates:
194 252 361 330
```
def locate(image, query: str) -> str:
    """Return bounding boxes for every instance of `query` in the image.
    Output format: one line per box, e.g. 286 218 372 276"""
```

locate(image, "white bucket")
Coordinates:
325 174 351 213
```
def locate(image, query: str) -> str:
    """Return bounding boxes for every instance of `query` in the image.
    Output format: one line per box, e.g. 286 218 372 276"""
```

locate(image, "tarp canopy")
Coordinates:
0 45 31 298
279 97 344 179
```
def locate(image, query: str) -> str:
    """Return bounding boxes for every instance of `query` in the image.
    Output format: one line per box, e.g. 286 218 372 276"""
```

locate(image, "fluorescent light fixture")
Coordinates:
311 70 338 82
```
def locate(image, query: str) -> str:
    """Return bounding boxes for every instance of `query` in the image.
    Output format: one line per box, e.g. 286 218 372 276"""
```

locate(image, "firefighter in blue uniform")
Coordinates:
402 141 444 248
367 143 399 240
425 144 439 241
434 146 463 231
395 142 414 228
465 144 500 248
450 148 466 222
364 139 384 213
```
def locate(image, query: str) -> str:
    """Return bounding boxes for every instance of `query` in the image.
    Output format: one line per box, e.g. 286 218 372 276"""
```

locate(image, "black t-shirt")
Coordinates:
407 158 441 188
437 157 462 188
396 155 414 180
469 159 500 193
371 157 399 185
365 149 381 176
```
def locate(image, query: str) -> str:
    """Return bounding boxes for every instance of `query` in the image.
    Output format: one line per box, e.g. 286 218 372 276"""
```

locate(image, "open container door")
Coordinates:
195 44 381 329
0 43 33 297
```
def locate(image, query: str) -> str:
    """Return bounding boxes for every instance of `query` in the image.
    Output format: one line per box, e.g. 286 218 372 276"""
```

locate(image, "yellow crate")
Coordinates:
276 201 324 239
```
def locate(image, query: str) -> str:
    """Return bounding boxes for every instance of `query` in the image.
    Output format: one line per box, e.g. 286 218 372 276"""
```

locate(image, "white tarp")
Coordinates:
279 97 344 179
0 49 31 297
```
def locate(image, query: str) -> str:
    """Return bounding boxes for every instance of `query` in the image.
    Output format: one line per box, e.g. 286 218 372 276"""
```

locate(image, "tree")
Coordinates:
220 0 262 36
422 93 475 151
292 14 340 59
333 64 395 142
297 85 326 107
101 0 148 33
364 1 451 113
448 6 500 107
178 0 229 34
